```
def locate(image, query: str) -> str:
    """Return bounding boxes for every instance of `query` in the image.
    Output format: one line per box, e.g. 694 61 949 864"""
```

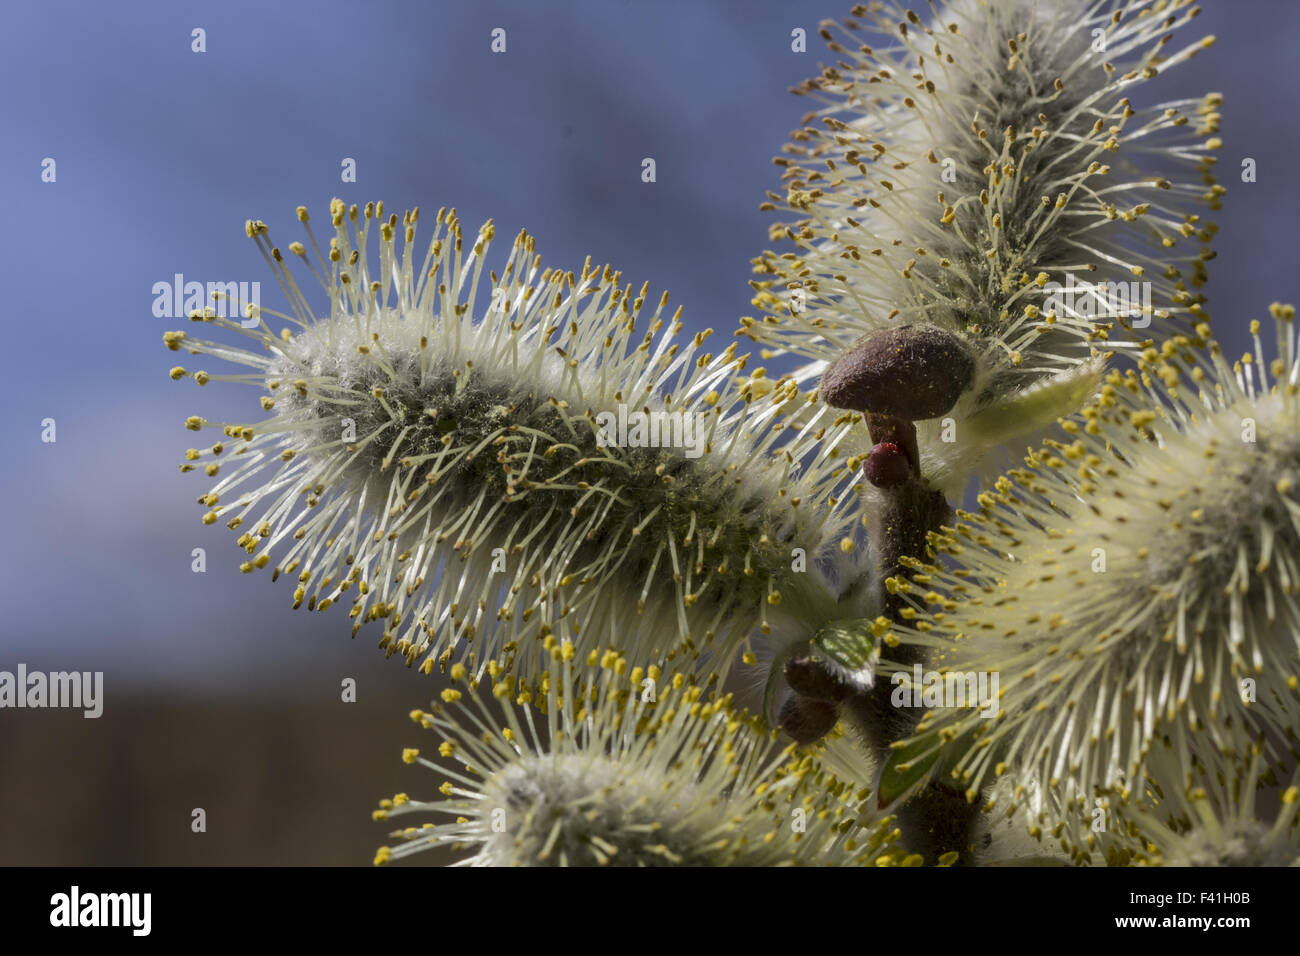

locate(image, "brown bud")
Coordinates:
785 656 849 702
778 695 839 745
820 324 974 420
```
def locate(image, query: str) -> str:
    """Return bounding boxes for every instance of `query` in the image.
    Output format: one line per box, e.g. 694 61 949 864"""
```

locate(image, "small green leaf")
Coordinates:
965 359 1102 446
762 651 790 727
878 731 945 808
810 618 878 672
877 726 977 808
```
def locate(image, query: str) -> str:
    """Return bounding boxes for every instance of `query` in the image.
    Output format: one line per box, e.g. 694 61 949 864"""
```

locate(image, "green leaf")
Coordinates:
762 656 785 727
877 726 977 808
810 618 878 672
965 359 1103 446
878 731 945 808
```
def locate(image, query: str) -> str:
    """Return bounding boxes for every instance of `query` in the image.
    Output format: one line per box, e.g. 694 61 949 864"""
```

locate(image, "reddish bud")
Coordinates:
778 695 839 745
864 441 912 487
785 656 849 702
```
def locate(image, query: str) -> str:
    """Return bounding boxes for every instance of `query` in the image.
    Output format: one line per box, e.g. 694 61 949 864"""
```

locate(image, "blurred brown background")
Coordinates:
0 650 453 866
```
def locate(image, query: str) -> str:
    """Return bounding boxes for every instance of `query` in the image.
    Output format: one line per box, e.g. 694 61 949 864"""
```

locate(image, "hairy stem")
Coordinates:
780 416 982 863
783 413 981 863
862 415 981 864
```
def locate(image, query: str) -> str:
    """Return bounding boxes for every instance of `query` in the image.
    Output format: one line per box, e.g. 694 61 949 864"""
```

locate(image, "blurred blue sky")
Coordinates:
1 0 1297 692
